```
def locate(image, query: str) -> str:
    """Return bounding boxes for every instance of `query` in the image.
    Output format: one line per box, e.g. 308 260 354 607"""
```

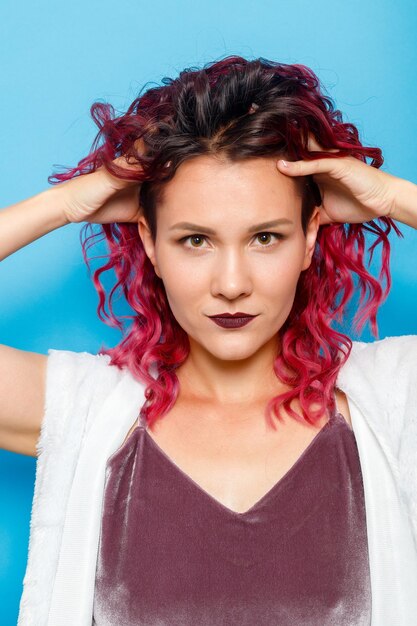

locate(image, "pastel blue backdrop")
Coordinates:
1 0 416 622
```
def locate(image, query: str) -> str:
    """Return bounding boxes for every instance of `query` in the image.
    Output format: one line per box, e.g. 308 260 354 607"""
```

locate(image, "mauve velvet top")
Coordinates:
92 409 372 625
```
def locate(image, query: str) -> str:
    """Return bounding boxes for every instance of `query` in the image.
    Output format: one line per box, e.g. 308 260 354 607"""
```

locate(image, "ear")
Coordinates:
137 216 162 278
301 208 320 271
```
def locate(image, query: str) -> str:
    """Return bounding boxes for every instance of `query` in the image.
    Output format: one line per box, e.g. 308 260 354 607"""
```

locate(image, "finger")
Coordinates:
276 157 340 177
107 155 145 184
318 207 333 226
113 155 143 174
96 162 142 189
306 132 340 153
111 138 147 177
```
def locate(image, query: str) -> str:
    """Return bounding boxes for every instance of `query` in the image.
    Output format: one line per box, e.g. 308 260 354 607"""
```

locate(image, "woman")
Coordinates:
2 56 416 625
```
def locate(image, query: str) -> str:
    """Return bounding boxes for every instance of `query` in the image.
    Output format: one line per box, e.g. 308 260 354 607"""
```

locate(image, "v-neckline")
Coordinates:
142 412 338 517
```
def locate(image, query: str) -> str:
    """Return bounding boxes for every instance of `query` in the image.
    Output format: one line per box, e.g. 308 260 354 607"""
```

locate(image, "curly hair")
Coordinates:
48 55 403 429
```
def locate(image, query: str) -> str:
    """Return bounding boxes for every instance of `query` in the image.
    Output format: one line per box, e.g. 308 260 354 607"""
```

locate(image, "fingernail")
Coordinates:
279 159 289 168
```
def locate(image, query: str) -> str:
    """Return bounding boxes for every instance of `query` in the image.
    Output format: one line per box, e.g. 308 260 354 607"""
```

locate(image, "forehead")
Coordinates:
157 155 304 221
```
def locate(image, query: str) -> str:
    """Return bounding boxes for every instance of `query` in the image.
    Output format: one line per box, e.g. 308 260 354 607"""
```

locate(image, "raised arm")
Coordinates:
387 177 417 230
0 158 142 456
276 135 417 230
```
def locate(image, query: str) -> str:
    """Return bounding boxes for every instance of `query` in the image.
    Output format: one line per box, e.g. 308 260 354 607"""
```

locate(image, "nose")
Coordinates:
210 248 253 300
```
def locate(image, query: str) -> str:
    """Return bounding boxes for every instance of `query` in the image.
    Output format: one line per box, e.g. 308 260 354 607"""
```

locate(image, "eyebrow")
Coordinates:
169 218 294 235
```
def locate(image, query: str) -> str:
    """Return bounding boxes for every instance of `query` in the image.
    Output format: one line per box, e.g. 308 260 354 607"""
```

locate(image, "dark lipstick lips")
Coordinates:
208 312 255 318
208 314 257 329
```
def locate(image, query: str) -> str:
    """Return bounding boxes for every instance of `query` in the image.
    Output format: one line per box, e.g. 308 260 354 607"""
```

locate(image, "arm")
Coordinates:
0 187 73 455
0 163 142 456
389 177 417 229
277 150 417 230
0 187 69 262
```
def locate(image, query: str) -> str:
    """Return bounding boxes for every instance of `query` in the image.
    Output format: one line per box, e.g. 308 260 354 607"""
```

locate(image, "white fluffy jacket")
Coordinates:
16 335 417 625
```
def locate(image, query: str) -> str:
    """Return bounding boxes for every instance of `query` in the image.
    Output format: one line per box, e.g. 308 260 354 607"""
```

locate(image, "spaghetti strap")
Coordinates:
332 387 340 420
332 387 349 426
137 411 148 430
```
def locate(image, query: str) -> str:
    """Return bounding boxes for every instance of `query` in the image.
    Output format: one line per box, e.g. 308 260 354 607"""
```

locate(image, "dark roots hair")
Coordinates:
49 55 402 429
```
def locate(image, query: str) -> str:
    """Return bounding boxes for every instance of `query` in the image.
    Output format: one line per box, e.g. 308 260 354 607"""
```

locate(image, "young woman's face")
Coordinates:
138 155 320 363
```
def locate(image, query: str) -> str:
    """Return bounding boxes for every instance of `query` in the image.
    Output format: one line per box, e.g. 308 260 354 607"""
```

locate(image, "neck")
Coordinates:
176 337 285 406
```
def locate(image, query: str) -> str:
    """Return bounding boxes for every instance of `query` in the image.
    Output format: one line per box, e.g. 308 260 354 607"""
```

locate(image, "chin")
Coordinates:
207 343 262 362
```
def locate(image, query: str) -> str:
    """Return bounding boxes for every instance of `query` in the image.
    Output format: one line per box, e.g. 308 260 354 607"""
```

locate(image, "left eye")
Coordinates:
255 232 283 246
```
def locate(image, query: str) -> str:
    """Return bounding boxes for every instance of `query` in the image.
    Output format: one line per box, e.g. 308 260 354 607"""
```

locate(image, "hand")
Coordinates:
277 135 399 226
59 141 145 225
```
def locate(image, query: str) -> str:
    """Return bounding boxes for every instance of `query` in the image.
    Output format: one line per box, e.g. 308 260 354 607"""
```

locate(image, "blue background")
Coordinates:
1 0 416 621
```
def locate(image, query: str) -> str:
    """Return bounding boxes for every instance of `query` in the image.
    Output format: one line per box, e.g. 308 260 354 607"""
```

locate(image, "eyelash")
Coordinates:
178 232 285 250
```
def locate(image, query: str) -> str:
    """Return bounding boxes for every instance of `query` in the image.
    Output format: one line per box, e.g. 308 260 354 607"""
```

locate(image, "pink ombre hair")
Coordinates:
48 55 403 429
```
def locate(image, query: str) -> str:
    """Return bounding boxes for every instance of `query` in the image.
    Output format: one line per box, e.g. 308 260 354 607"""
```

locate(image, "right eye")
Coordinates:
178 235 208 248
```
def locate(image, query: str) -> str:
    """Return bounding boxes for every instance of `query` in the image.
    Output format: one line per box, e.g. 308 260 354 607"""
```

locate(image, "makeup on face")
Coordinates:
208 314 259 329
141 155 315 366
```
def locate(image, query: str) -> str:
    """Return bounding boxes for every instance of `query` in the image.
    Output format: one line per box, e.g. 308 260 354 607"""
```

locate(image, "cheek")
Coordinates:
268 263 302 288
160 265 203 323
158 245 212 297
256 247 304 289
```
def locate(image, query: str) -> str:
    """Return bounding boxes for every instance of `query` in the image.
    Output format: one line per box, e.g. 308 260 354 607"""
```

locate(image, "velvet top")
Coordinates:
92 409 371 625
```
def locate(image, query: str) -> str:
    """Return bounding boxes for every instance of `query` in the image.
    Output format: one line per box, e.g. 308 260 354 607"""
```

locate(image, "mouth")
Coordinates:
208 314 258 329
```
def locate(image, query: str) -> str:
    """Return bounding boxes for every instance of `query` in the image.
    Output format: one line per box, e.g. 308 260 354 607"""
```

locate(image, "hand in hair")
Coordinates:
277 134 400 227
58 140 145 225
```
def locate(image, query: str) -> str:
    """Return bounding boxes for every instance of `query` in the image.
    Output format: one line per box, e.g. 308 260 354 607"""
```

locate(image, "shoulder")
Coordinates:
41 348 132 447
338 334 417 384
46 347 118 377
45 348 131 396
354 333 417 359
337 334 417 401
336 334 417 452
